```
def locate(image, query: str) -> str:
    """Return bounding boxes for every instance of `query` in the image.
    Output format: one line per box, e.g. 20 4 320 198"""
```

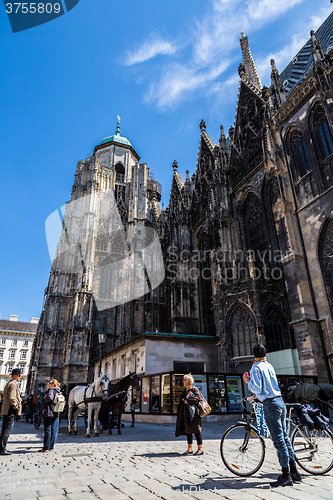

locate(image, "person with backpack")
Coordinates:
39 379 62 452
243 344 301 487
175 374 204 456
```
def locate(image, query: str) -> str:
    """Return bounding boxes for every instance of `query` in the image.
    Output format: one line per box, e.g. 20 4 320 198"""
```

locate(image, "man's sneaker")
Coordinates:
291 471 302 482
270 476 293 488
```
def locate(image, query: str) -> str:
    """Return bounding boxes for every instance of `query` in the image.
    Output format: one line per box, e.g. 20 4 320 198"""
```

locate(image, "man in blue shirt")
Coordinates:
243 344 301 487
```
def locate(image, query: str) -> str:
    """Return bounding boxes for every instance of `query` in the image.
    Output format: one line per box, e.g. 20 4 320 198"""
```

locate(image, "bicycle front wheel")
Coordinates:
292 426 333 475
220 424 265 477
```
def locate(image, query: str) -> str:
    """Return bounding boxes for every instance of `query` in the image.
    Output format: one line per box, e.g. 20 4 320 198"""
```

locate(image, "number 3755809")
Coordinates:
5 3 62 14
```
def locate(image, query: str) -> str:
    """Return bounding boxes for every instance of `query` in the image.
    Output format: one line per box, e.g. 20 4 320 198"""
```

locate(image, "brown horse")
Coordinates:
99 373 140 435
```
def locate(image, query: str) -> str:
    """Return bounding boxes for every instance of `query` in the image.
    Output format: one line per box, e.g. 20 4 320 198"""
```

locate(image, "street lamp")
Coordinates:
98 330 107 376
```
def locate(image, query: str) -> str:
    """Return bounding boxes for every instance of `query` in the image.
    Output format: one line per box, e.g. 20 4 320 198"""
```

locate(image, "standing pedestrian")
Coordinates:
130 398 136 427
243 344 301 487
175 374 203 456
0 368 22 455
39 379 61 452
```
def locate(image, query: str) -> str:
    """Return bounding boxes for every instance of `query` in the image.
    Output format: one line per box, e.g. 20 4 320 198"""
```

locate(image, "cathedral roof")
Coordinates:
280 11 333 96
100 116 132 147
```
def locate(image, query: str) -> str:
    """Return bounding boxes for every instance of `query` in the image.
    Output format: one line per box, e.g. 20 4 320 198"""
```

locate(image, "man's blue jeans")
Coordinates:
263 396 295 468
43 417 59 450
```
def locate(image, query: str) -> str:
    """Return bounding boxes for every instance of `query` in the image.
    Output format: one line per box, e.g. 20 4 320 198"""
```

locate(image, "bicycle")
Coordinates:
220 398 333 477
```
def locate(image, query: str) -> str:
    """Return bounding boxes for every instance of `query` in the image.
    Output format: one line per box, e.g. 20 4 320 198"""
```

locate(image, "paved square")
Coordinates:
0 418 332 499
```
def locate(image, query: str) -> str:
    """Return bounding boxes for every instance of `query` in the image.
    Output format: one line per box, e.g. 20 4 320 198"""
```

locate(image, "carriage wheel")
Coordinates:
33 400 42 429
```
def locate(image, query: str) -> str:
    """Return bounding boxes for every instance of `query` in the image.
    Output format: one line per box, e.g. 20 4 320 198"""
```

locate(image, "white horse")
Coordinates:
68 375 109 437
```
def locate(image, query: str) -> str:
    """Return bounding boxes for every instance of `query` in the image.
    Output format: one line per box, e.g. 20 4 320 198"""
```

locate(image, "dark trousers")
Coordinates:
187 432 203 446
0 407 16 451
131 411 135 426
43 417 59 451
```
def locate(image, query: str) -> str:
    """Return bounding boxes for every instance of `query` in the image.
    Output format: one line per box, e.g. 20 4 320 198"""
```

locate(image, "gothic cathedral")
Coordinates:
30 13 333 390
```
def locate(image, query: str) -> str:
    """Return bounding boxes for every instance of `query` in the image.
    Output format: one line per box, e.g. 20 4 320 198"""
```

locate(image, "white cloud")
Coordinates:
125 0 327 110
124 35 177 66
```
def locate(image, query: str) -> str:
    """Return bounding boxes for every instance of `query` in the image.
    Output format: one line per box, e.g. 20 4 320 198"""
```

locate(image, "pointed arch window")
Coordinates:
290 130 311 178
111 231 125 254
244 194 268 258
229 306 256 358
99 266 113 300
320 220 333 309
314 108 333 160
263 306 289 353
96 233 108 252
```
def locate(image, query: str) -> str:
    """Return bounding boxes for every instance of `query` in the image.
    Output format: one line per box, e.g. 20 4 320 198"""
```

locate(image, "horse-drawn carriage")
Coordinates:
67 372 140 437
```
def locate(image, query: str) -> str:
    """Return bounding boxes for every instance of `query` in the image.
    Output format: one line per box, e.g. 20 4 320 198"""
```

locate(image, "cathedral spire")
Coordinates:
115 115 121 136
310 29 324 65
270 59 286 108
239 32 262 89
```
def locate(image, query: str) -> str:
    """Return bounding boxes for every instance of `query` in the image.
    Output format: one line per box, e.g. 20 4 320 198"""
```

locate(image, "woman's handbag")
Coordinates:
198 395 212 417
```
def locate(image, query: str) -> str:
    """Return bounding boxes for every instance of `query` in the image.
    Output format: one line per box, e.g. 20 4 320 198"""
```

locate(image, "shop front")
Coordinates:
122 371 315 423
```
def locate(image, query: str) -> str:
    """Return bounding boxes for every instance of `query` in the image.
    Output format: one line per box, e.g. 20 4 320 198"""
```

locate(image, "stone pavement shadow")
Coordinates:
135 452 180 458
173 474 279 493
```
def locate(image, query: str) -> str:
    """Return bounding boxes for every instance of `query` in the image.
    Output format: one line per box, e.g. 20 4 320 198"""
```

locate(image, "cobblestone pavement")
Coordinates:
0 418 332 500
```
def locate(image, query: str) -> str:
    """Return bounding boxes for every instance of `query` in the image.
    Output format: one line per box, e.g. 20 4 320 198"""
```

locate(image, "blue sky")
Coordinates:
0 0 332 322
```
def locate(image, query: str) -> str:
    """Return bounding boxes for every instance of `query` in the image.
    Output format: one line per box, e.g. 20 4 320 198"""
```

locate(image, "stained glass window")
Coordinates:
290 130 311 178
263 306 288 353
314 108 333 159
321 220 333 306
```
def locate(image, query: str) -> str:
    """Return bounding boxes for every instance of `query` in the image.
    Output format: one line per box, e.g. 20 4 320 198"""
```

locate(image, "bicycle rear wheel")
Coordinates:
292 426 333 475
220 424 265 477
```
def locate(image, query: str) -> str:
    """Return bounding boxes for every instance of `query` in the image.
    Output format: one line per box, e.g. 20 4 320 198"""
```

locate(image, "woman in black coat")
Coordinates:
39 379 61 452
175 374 203 455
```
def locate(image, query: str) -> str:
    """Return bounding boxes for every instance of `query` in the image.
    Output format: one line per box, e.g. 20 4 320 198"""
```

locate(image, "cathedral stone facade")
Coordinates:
30 14 333 391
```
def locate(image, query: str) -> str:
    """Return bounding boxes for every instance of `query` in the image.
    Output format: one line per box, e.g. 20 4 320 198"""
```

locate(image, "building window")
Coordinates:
20 364 25 374
1 338 6 345
112 359 117 379
244 194 268 268
0 349 4 359
7 363 13 373
0 363 3 373
320 219 333 311
23 340 29 347
173 362 205 373
20 351 27 360
121 355 126 376
314 108 333 159
9 350 16 359
290 130 311 178
263 306 289 353
99 266 113 300
17 379 22 389
229 306 256 358
11 339 18 347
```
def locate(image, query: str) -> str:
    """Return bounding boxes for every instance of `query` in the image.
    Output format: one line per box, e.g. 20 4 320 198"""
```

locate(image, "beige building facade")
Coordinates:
0 316 38 395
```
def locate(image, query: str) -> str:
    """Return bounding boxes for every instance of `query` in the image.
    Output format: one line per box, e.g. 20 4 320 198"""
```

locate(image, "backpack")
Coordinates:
52 392 66 413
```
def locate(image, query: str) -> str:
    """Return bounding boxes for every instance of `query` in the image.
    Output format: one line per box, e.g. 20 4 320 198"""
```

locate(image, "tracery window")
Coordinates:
314 108 333 160
99 266 113 300
320 220 333 309
111 231 125 254
96 233 108 252
229 306 256 358
244 194 268 264
247 136 263 172
290 130 311 178
263 306 288 353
